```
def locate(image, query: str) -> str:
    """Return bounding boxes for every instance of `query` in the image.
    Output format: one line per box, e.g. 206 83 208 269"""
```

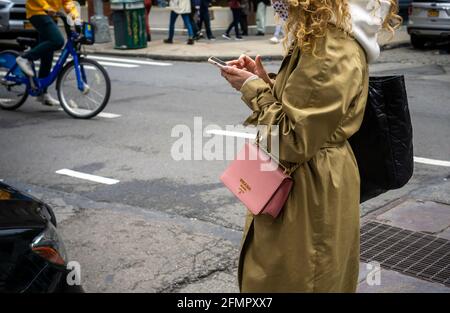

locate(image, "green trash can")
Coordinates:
111 0 147 49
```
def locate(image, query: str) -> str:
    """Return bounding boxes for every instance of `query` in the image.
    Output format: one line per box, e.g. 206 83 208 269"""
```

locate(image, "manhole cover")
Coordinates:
361 221 450 287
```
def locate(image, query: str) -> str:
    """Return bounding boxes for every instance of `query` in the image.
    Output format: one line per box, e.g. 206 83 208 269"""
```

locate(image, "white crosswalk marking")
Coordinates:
15 55 170 71
88 55 172 67
53 54 172 68
49 58 138 68
92 61 139 68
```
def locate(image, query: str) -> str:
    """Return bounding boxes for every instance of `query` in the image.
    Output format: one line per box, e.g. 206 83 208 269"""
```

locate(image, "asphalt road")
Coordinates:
0 45 449 292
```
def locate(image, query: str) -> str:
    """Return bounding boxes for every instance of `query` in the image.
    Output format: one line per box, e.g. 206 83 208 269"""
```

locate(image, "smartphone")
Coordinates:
208 56 228 69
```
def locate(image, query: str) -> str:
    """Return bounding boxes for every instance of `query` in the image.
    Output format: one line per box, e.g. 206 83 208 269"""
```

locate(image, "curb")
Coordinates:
84 49 285 62
85 40 411 62
380 41 411 51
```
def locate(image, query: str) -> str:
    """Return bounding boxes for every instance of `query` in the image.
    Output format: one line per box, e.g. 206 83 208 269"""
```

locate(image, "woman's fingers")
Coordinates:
238 54 248 67
221 66 239 75
255 55 271 84
226 60 240 67
239 54 256 70
255 55 264 72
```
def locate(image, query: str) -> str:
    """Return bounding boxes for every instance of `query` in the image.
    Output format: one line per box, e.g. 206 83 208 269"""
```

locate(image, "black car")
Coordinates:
0 181 80 292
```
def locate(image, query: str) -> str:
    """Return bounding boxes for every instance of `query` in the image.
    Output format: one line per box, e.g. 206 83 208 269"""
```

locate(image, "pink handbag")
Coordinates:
220 141 298 218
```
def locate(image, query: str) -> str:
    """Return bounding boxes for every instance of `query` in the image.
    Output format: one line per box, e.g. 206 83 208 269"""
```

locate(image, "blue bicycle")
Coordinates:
0 13 111 119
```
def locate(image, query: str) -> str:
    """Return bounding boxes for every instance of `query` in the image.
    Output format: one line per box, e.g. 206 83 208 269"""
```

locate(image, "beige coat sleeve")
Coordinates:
240 45 364 164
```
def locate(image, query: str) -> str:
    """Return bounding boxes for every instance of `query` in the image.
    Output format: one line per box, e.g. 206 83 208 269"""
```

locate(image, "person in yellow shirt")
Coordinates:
16 0 80 106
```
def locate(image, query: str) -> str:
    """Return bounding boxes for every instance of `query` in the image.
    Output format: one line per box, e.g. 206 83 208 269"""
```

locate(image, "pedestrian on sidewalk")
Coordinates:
255 0 270 36
219 0 401 292
164 0 195 45
144 0 152 42
197 0 215 40
269 17 284 44
223 0 243 40
190 0 202 40
240 0 250 36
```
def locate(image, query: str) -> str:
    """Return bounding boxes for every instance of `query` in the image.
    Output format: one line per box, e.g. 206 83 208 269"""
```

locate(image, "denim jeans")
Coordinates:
23 15 64 85
168 11 194 40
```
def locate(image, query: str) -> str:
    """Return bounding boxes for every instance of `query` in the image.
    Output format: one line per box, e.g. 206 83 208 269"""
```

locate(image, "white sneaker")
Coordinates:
37 93 60 106
269 36 280 44
16 56 34 77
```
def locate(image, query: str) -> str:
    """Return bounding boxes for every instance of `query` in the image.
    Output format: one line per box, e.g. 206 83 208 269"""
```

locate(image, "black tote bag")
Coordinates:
348 75 414 203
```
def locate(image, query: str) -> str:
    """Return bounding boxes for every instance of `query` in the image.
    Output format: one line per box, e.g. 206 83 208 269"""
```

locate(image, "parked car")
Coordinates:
0 0 36 39
407 0 450 48
0 181 81 293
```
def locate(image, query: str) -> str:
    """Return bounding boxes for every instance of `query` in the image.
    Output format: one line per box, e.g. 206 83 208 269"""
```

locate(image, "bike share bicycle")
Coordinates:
0 13 111 119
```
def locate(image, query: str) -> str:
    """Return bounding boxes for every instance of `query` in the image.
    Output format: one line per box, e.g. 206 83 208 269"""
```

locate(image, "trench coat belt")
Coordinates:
321 140 347 149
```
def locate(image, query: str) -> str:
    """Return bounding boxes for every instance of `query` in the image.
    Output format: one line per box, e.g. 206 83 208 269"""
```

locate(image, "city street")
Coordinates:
1 44 449 292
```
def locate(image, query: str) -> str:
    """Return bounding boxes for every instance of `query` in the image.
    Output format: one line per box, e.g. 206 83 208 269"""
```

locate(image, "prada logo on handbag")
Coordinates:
238 178 252 194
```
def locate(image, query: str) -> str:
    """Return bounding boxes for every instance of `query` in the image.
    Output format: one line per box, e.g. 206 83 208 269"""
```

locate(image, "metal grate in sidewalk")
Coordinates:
360 221 450 287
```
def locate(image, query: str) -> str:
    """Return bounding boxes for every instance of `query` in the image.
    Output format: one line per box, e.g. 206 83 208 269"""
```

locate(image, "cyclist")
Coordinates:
16 0 80 106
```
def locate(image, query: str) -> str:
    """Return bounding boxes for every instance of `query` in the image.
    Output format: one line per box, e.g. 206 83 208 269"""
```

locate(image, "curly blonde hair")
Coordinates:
283 0 402 54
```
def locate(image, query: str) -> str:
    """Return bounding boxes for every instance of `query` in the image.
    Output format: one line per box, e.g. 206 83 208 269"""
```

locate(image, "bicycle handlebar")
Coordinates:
54 12 84 44
55 12 72 37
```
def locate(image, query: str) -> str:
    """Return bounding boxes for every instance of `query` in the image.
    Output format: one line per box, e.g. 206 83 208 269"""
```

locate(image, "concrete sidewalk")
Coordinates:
85 26 410 62
357 176 450 293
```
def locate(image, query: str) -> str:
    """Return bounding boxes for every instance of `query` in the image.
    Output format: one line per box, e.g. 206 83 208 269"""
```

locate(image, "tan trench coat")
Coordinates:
238 25 369 292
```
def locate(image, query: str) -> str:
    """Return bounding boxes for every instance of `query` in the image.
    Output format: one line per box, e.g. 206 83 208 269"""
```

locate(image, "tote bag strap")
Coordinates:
254 130 300 176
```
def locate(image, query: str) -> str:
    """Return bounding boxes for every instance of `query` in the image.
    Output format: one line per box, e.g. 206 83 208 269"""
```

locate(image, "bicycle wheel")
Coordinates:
0 50 28 110
56 58 111 119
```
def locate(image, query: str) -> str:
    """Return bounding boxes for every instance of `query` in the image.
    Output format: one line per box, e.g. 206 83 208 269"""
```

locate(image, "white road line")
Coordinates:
95 61 139 68
414 157 450 167
47 59 138 68
206 129 257 139
39 60 97 71
57 108 121 119
55 54 171 67
208 130 450 168
88 55 173 67
56 169 119 185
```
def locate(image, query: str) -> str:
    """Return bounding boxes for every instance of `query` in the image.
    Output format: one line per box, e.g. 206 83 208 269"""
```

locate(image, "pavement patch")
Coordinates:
83 178 239 225
59 207 239 292
377 199 450 234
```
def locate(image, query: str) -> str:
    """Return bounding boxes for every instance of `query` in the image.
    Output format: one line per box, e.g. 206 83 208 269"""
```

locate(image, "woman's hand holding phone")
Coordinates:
220 66 256 91
227 55 272 87
209 55 272 91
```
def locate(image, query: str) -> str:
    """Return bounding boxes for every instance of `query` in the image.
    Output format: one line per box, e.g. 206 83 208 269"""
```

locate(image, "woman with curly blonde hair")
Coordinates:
220 0 401 292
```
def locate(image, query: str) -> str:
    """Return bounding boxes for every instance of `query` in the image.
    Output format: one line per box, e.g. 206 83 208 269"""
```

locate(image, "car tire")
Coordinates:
411 34 426 49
